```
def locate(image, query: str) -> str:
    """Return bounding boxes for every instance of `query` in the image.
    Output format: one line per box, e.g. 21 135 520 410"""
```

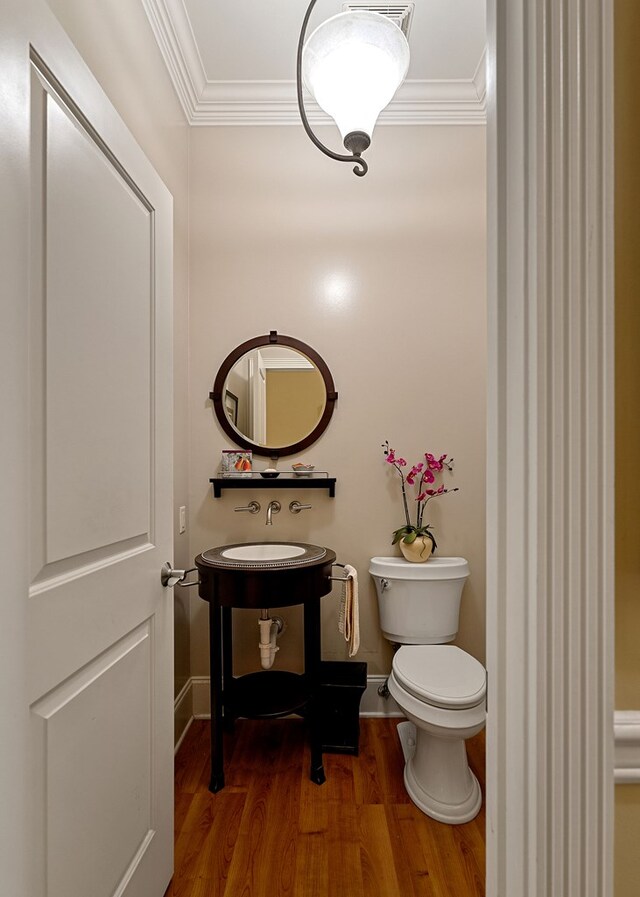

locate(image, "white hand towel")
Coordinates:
338 564 359 657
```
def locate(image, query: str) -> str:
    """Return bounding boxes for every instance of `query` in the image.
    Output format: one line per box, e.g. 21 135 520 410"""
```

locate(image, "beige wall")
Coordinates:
188 124 486 678
615 0 640 892
44 0 192 699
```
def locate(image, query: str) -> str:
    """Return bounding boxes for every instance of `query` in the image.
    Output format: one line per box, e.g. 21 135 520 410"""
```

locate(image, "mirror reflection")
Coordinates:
223 347 327 449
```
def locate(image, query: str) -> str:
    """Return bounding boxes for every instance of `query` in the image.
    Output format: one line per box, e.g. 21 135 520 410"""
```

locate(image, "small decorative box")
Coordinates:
221 450 252 477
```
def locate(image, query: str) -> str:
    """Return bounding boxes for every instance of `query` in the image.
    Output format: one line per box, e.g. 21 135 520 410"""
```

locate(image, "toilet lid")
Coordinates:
392 645 486 709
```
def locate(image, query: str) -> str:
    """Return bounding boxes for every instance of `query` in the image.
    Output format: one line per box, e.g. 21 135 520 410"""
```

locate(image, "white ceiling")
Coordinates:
143 0 487 125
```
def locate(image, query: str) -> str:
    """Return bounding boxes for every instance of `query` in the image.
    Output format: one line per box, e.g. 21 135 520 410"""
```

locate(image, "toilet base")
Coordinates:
396 721 482 825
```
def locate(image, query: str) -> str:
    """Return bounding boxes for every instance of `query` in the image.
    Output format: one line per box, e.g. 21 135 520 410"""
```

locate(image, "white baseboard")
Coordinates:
174 677 191 714
614 711 640 784
191 675 213 719
359 675 403 717
180 673 402 731
173 678 194 754
177 679 639 783
174 716 193 755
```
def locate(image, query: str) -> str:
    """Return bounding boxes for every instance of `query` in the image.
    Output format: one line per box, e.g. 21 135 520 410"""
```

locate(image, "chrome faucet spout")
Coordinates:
266 500 281 525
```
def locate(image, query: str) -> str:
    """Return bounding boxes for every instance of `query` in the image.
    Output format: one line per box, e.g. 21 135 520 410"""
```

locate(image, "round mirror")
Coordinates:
210 332 338 457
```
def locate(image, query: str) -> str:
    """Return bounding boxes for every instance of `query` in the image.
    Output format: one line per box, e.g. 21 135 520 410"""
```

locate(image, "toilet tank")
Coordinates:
369 556 470 645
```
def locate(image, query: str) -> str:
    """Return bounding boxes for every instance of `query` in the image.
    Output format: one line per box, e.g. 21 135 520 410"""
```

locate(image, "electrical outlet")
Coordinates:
178 505 187 535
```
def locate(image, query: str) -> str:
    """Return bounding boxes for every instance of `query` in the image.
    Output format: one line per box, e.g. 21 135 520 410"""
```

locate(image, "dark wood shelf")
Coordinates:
210 476 336 498
228 670 310 719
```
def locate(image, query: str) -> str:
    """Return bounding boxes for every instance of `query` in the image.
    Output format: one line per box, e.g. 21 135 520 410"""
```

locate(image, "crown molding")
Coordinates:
189 77 486 126
142 0 206 116
143 0 486 126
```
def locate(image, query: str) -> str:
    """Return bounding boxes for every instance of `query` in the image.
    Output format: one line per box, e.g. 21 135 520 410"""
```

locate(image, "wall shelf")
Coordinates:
210 476 336 498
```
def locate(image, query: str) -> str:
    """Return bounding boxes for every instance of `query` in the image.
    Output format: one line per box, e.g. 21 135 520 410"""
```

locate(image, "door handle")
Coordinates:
160 562 200 589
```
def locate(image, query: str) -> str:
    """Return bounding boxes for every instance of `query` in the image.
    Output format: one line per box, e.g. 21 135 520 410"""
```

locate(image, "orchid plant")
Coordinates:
382 440 459 551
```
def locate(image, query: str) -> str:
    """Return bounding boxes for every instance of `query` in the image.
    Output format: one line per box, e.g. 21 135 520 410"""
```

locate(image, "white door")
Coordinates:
1 3 174 896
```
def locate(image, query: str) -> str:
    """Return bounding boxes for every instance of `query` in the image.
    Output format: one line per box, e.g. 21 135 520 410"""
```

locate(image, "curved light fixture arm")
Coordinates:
296 0 368 177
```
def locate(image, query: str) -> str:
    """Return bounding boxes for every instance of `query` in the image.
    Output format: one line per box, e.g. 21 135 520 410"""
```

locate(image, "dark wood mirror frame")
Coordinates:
210 331 338 458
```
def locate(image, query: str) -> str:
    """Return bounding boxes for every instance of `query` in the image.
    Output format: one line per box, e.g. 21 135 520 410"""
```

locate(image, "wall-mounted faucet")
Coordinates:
266 500 281 525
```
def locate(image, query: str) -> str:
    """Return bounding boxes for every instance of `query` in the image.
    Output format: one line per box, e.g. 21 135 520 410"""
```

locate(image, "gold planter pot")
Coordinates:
399 536 433 563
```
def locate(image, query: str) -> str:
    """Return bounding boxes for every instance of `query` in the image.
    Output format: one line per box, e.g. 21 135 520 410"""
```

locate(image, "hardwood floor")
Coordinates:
166 718 485 897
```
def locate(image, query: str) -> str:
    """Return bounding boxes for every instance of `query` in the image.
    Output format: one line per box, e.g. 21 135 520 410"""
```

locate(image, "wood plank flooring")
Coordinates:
166 718 485 897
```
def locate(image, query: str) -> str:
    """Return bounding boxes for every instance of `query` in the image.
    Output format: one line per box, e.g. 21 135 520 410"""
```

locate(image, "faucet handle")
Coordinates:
289 501 312 514
234 501 261 514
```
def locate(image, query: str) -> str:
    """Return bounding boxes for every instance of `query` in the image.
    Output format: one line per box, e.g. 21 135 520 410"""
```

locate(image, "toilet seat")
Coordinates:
392 645 486 710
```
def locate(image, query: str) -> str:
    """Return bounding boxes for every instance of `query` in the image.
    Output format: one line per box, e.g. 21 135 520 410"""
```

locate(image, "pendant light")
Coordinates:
297 3 410 176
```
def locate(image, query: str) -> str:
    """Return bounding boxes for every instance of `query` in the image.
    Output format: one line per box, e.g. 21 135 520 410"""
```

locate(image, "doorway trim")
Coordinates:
486 0 614 894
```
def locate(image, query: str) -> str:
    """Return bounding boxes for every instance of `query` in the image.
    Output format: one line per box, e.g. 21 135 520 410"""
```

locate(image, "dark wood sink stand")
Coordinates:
195 548 337 793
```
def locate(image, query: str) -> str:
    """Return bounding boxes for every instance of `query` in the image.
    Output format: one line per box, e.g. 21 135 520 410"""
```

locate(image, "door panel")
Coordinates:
44 93 152 565
31 624 153 897
30 68 153 578
19 26 173 897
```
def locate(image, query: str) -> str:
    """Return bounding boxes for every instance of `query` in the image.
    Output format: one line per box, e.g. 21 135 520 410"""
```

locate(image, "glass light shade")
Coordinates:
302 10 410 142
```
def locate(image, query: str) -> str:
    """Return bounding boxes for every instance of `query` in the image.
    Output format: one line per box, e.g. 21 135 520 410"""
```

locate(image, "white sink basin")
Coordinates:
220 544 308 562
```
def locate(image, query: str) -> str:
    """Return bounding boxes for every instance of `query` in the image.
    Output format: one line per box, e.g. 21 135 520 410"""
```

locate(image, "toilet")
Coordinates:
369 556 486 824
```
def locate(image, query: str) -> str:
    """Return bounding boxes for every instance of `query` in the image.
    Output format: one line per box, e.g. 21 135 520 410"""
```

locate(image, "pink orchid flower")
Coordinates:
426 452 448 472
406 463 424 485
383 441 457 537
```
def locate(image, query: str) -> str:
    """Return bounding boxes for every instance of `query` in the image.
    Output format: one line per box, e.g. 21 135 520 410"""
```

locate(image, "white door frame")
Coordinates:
486 0 614 894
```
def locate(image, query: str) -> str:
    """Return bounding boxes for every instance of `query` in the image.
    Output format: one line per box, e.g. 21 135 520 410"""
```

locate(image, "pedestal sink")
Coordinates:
194 541 337 794
195 542 334 605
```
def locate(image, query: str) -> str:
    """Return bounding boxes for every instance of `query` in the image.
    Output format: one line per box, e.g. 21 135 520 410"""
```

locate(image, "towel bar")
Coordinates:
329 562 351 583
